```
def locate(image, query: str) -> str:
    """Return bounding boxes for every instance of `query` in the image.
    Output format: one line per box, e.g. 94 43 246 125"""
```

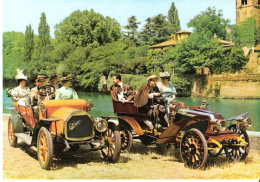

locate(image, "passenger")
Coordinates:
49 74 61 90
30 74 49 105
157 71 176 98
103 73 134 102
11 69 31 106
200 100 210 110
134 75 169 127
55 76 78 99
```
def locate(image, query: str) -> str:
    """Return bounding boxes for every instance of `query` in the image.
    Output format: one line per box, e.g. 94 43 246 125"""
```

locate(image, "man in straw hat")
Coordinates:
30 74 49 105
55 76 78 100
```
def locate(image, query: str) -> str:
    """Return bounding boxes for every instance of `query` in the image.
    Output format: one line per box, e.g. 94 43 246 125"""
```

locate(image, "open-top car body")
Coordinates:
106 92 251 169
7 86 121 170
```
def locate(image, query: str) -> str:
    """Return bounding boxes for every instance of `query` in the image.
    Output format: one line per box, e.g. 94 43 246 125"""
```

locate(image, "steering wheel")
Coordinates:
37 85 55 96
160 91 174 98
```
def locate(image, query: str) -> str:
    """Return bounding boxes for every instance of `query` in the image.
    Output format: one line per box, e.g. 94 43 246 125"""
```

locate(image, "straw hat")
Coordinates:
147 75 158 81
60 76 72 82
15 69 27 80
37 74 48 81
159 71 171 78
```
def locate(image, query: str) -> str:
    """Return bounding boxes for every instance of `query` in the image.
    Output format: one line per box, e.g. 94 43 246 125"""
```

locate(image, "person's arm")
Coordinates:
72 90 79 99
169 82 177 94
124 84 134 101
103 77 110 93
55 89 61 100
11 88 19 101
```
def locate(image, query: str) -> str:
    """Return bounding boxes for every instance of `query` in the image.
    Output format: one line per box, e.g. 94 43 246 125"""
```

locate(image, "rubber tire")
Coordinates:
118 123 133 151
180 128 208 169
8 118 18 147
37 127 54 170
101 123 121 163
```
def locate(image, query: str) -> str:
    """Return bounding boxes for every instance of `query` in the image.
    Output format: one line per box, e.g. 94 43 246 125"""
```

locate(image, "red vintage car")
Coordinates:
106 92 251 169
7 85 121 170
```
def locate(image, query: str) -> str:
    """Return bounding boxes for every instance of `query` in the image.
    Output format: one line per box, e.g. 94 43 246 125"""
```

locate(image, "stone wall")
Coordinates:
191 74 260 98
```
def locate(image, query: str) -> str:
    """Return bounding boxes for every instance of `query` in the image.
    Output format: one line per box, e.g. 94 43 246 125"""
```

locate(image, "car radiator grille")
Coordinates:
66 115 93 139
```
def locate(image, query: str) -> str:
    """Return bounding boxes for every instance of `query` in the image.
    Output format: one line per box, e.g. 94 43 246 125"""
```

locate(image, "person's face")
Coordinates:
113 76 120 85
20 80 26 87
149 78 157 87
64 80 71 87
38 79 46 87
51 77 58 84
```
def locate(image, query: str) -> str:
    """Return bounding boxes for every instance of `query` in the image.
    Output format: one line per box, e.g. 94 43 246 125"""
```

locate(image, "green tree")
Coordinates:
151 14 171 43
168 2 181 34
124 16 141 43
38 12 51 48
187 7 229 39
24 24 34 62
55 9 121 47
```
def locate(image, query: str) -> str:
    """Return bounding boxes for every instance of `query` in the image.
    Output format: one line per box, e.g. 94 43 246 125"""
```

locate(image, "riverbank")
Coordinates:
191 73 260 98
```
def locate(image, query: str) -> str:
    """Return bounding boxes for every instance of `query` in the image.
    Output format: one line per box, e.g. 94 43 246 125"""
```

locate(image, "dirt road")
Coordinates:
2 115 260 180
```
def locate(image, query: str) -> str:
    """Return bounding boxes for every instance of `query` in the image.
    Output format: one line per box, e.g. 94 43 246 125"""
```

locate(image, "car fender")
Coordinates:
118 116 144 135
8 107 24 133
31 119 59 146
107 117 119 126
156 115 210 144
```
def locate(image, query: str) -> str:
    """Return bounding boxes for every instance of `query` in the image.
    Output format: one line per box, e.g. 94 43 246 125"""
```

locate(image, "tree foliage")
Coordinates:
24 24 34 62
187 7 229 39
54 9 122 47
168 2 181 34
124 16 141 43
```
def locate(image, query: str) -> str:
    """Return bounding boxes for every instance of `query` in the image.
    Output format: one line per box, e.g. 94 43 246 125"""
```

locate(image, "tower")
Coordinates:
236 0 260 44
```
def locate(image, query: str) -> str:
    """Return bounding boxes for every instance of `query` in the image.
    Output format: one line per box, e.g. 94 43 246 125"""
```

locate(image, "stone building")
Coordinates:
236 0 260 43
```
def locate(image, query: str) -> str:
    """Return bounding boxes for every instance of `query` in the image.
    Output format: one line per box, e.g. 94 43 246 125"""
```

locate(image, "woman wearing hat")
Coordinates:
11 69 31 105
157 72 176 98
55 76 78 100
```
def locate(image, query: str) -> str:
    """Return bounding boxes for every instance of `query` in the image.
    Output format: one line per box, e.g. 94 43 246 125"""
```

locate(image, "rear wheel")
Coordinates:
119 123 133 151
8 118 17 147
37 127 54 170
180 129 208 169
101 123 121 162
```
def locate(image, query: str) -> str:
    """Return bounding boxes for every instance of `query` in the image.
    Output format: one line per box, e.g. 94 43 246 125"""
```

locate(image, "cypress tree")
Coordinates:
38 12 50 48
168 2 181 34
24 24 34 62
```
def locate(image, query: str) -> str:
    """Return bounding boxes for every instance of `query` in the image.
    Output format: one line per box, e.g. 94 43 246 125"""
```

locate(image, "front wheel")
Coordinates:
101 123 121 163
37 127 54 170
119 123 133 151
180 129 208 169
8 118 17 147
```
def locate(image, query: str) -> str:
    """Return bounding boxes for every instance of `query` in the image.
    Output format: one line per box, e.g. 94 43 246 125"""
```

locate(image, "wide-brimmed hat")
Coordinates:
49 74 60 81
15 69 27 80
159 71 171 78
37 74 48 81
60 76 72 82
147 75 159 81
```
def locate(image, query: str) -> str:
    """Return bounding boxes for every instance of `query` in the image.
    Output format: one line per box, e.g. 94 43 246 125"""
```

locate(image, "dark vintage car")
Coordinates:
7 85 121 170
105 92 251 169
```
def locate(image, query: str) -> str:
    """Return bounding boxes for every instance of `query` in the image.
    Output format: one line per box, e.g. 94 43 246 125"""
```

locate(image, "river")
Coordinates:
2 89 260 131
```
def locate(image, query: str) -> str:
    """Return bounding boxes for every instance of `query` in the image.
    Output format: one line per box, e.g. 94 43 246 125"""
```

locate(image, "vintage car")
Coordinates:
7 85 121 170
106 91 251 169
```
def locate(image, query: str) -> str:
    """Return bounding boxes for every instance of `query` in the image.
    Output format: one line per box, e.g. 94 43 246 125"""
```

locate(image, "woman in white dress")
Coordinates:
11 69 31 105
157 71 176 98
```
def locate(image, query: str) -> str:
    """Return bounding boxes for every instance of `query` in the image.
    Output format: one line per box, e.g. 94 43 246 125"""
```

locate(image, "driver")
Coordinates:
30 74 49 105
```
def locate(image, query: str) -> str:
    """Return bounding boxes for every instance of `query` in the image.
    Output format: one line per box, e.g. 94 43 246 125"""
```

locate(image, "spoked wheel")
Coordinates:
101 123 121 163
180 129 208 169
208 143 223 157
119 123 133 151
37 127 54 170
8 118 17 147
225 129 250 162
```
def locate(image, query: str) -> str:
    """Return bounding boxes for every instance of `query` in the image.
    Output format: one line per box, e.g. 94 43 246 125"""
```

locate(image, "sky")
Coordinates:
2 0 236 38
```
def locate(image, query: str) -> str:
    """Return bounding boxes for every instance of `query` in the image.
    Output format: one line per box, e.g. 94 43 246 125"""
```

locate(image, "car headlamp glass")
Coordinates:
94 118 108 132
218 120 226 131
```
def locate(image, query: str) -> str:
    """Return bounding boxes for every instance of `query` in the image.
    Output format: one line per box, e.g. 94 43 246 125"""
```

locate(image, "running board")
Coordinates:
14 133 32 145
